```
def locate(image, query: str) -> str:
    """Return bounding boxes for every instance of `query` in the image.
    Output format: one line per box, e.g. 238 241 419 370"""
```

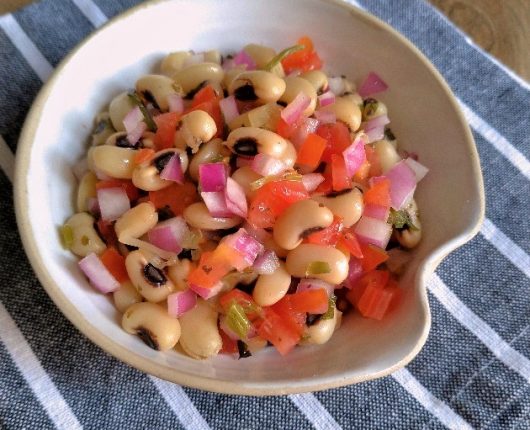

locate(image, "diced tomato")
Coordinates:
289 289 329 314
306 216 344 246
220 329 238 354
355 270 397 320
315 164 333 194
353 160 370 183
331 154 351 191
192 85 220 107
134 148 155 165
219 288 261 321
96 219 118 248
271 295 305 337
366 145 382 177
96 179 139 202
99 247 128 283
346 269 390 307
154 112 181 150
360 244 389 271
148 182 199 216
364 178 391 207
256 307 300 356
187 251 231 289
186 100 223 138
339 229 363 259
281 36 322 74
296 133 327 168
316 122 351 163
276 117 302 139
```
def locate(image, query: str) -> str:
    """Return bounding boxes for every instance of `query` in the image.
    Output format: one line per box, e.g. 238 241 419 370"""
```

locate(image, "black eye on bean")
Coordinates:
234 83 257 101
154 152 175 172
116 135 141 149
143 264 167 286
136 327 160 350
234 138 258 156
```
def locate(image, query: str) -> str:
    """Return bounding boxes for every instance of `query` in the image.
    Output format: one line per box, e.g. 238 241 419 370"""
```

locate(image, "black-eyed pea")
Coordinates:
246 336 268 354
221 270 258 291
188 138 230 181
222 66 246 89
279 76 317 116
122 302 181 351
320 96 362 131
243 43 276 68
301 306 342 345
183 203 243 230
178 299 222 359
395 200 422 249
286 244 349 284
88 145 137 179
229 71 286 103
281 142 297 169
300 70 329 95
252 262 291 307
64 213 106 257
167 259 195 291
226 127 288 158
113 281 142 313
231 166 261 199
160 51 192 75
132 148 189 191
263 235 289 258
312 188 364 228
343 92 363 109
373 140 401 173
76 171 97 212
92 112 115 146
174 110 217 153
136 74 181 112
273 200 333 250
203 49 222 64
115 202 158 242
109 92 136 131
172 63 224 96
363 98 388 120
125 250 175 303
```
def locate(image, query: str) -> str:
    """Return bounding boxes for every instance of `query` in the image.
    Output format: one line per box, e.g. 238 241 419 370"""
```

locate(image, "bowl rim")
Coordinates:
13 0 485 395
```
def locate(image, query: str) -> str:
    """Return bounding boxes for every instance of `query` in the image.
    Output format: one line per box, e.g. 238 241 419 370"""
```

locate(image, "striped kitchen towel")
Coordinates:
1 0 529 429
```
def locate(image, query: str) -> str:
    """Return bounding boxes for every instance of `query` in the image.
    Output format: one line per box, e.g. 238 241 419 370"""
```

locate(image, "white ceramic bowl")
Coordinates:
14 0 484 394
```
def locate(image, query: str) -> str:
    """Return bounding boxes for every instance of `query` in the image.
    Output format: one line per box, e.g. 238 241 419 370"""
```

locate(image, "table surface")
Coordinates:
1 0 529 82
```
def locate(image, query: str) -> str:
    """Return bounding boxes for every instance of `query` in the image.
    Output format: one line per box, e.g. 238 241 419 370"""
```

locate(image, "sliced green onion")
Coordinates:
127 91 158 132
264 44 305 71
250 171 303 191
59 225 74 250
305 261 331 276
321 296 337 320
226 302 252 340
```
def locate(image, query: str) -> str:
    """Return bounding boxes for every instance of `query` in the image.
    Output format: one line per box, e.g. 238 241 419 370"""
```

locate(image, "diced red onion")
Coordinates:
72 158 88 180
189 280 224 299
123 106 146 145
363 114 390 131
404 157 429 182
225 177 248 218
297 278 334 297
78 253 120 294
318 90 335 107
365 125 385 143
290 117 320 148
167 94 184 114
160 154 184 183
219 96 239 124
201 191 233 217
327 76 345 95
253 250 280 275
167 289 197 318
354 216 392 249
94 169 111 180
343 134 367 176
302 173 325 192
183 52 205 67
344 257 363 289
242 222 271 243
223 228 264 267
236 156 254 168
363 203 390 221
127 122 147 146
199 162 228 192
385 160 417 209
97 187 130 221
87 197 100 216
148 217 188 253
251 153 287 176
313 110 336 124
280 92 311 125
222 58 236 71
358 72 388 98
233 50 257 70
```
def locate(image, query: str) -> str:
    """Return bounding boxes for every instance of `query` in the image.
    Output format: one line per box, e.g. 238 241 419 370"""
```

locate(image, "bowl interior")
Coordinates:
15 0 483 394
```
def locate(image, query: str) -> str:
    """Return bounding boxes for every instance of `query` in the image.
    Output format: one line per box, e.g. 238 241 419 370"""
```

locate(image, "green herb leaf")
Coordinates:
127 92 158 132
59 225 74 249
321 296 337 320
387 208 419 230
226 302 252 340
264 44 305 71
305 261 331 276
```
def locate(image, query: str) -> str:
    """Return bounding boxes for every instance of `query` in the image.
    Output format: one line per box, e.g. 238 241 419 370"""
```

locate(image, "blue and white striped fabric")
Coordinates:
1 0 529 428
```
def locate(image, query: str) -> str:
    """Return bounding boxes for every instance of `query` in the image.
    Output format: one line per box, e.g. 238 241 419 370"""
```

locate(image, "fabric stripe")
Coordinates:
70 0 107 28
392 368 473 430
458 98 530 181
289 393 342 430
149 377 211 430
0 136 14 182
0 301 83 430
481 218 530 279
0 14 53 82
428 274 530 383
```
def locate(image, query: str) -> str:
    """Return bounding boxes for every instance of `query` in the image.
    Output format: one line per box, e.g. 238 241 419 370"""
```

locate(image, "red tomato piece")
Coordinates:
187 251 231 289
96 179 139 202
219 329 238 354
356 271 397 320
96 219 118 248
316 122 351 163
306 216 344 246
154 112 180 150
289 289 329 314
271 296 305 337
346 269 390 306
256 307 300 356
339 229 363 259
364 178 391 207
148 182 199 216
276 117 302 139
192 85 220 107
296 133 327 168
99 247 128 283
219 289 261 321
134 148 155 165
331 154 351 192
360 244 389 271
281 36 322 74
